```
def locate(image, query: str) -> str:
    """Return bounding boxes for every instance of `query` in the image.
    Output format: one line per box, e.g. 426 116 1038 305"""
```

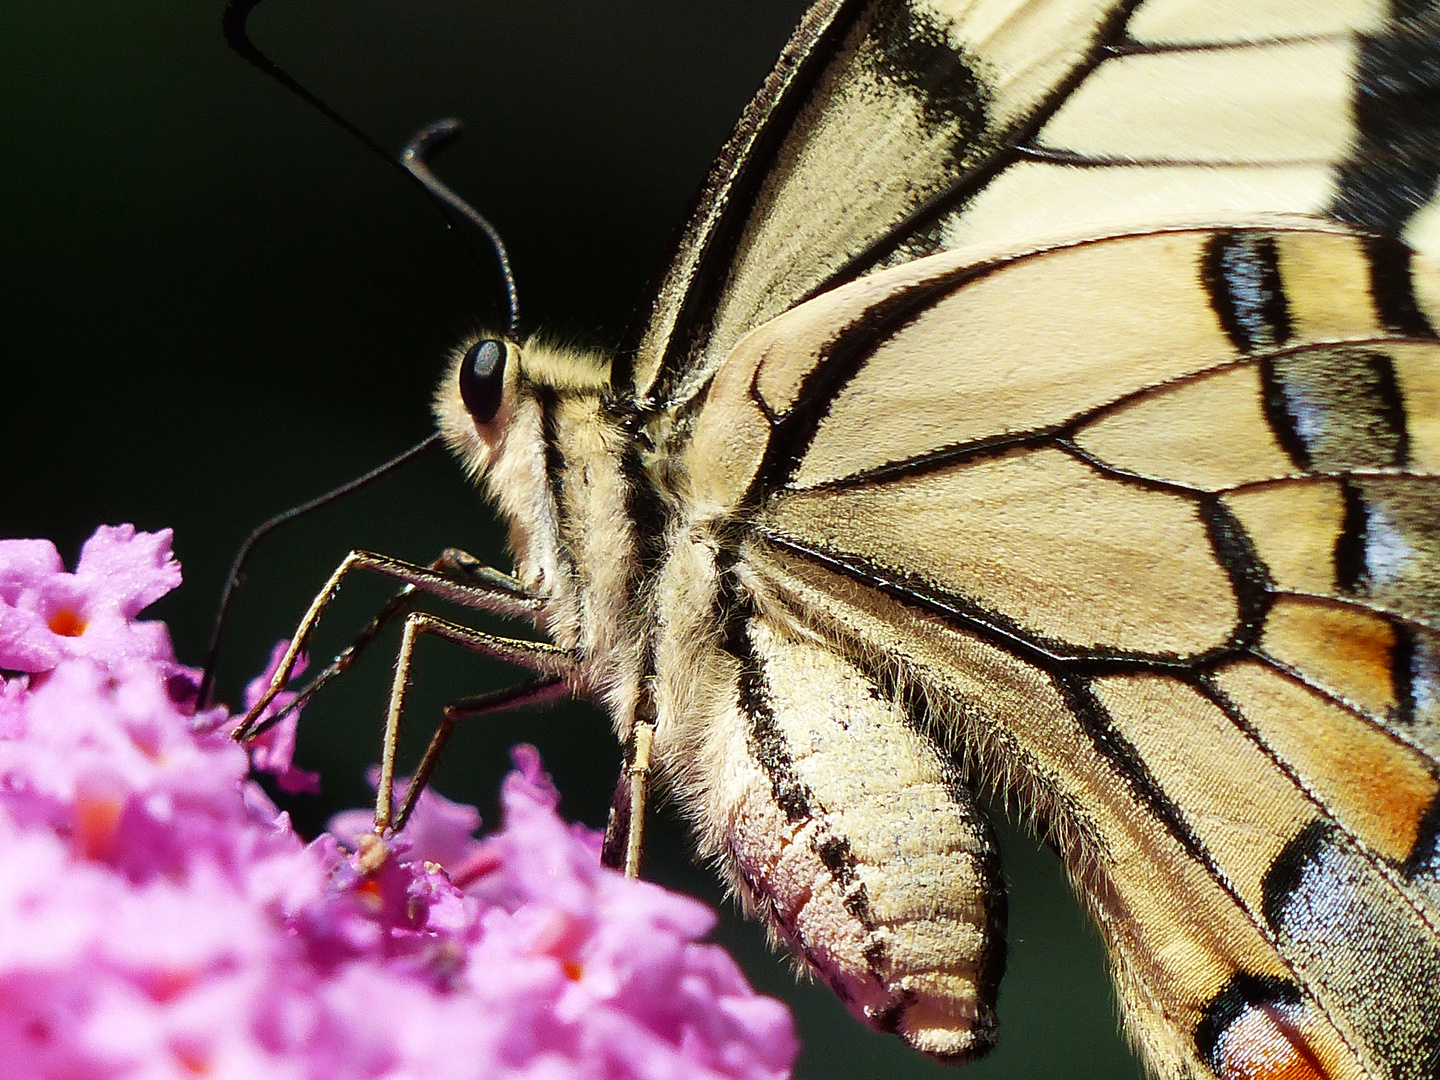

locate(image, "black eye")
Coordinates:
458 338 508 423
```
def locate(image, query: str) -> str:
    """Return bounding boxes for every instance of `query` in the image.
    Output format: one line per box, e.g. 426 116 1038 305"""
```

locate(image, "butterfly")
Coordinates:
240 1 1440 1078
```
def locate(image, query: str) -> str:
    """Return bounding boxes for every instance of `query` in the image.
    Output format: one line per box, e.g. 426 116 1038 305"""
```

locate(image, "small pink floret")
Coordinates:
241 641 321 795
0 526 799 1079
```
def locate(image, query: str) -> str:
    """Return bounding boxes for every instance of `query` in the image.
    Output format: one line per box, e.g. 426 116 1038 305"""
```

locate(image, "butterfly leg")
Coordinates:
599 719 657 877
242 549 528 738
389 675 572 831
235 548 542 739
375 610 577 832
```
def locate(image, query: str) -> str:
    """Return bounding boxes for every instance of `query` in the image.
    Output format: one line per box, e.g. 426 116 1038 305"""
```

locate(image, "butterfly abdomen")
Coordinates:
652 562 1010 1062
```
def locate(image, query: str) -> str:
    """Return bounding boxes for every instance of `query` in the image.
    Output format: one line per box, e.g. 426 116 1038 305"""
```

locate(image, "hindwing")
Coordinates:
680 224 1440 1079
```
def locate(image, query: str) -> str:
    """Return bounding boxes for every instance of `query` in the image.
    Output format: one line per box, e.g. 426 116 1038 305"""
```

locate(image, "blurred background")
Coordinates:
3 2 1144 1077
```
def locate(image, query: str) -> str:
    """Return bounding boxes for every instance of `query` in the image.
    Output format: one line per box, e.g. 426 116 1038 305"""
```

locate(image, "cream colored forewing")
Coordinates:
619 0 1440 412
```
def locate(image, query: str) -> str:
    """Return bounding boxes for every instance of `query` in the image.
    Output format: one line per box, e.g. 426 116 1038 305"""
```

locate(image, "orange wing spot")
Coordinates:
1217 1005 1328 1080
47 608 87 637
1215 662 1439 862
1260 599 1397 720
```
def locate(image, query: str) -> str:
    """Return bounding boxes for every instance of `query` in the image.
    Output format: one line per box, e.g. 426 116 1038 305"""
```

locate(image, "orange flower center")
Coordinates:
47 608 87 637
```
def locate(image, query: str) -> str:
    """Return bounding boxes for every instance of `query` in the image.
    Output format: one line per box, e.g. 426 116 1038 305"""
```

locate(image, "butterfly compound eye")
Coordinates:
458 338 509 424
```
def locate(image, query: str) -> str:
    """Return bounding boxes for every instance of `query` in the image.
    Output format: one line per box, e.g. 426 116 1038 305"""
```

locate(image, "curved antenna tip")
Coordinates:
402 118 466 161
400 120 521 339
224 2 522 339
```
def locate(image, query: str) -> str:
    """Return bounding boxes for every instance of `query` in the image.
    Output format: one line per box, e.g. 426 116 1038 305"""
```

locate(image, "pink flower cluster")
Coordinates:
0 526 797 1080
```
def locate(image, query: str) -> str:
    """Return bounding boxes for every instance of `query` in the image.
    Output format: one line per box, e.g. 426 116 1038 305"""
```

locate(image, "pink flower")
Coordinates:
0 525 799 1079
242 641 321 795
0 525 181 672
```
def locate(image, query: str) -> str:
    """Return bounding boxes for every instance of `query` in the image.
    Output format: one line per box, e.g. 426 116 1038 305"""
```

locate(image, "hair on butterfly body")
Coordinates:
233 1 1440 1078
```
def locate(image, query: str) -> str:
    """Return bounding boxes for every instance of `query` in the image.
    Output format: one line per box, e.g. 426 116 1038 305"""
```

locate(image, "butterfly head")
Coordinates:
433 335 613 604
434 334 612 471
433 336 518 476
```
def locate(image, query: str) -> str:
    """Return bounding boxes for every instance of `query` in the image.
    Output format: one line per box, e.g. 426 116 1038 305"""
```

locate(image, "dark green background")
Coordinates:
4 3 1145 1077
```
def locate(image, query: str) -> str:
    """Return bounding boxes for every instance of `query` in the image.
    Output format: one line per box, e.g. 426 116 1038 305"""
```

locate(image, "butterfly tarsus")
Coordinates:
231 544 583 839
599 720 657 878
236 583 423 744
249 551 541 742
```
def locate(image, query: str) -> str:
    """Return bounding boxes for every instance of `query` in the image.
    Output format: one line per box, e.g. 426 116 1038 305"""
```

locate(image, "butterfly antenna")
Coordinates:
221 0 520 334
197 433 442 710
401 120 519 337
204 2 525 708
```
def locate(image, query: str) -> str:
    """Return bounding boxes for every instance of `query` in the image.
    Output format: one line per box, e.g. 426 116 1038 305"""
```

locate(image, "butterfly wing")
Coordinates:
619 2 1440 1074
619 0 1440 413
678 224 1440 1079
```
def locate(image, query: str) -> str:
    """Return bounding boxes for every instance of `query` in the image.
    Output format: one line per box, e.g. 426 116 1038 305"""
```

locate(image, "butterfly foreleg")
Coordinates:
235 547 544 739
375 610 577 832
